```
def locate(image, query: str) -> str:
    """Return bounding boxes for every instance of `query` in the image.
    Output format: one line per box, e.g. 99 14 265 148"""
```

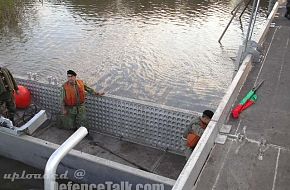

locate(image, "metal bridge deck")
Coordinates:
33 124 186 180
195 6 290 190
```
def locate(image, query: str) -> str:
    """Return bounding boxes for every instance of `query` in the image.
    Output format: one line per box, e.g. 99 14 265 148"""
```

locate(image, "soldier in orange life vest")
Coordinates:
61 70 104 139
182 110 214 159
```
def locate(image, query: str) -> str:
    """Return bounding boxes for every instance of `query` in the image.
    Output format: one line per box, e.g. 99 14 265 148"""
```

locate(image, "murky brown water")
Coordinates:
0 0 268 111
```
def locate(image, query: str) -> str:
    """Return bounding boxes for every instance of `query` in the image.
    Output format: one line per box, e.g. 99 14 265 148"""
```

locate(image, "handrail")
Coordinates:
243 0 260 52
239 0 253 19
218 3 242 43
248 0 261 41
236 0 260 68
44 127 88 190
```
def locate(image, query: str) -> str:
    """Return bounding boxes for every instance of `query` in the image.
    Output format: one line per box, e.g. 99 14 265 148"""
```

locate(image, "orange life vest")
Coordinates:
186 133 200 148
63 80 85 106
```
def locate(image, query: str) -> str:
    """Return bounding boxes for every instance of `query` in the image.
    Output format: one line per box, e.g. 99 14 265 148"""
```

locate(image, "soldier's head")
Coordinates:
201 110 214 126
67 70 77 84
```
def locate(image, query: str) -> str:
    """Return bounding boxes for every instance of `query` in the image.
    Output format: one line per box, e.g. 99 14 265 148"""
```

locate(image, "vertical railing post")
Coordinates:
243 0 259 53
237 0 260 68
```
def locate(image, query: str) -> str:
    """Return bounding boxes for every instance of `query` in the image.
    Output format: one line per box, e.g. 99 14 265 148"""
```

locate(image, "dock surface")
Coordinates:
195 7 290 190
33 124 186 180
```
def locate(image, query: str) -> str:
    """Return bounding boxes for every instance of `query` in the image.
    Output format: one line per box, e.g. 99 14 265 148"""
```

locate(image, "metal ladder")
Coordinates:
218 0 262 69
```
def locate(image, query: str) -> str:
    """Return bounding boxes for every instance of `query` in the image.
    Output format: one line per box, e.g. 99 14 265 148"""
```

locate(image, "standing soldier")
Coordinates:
61 70 104 139
0 67 18 124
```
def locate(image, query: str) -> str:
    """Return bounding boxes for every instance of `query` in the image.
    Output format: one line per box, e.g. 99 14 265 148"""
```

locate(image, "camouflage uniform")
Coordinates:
0 67 18 123
60 82 96 130
183 117 205 138
182 117 205 160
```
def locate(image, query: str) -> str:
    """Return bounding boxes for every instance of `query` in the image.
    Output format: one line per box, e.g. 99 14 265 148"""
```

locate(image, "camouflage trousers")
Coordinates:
182 138 193 160
0 91 16 122
59 105 89 130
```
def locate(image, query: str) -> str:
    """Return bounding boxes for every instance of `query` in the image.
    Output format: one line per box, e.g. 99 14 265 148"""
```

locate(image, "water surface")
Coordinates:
0 0 268 111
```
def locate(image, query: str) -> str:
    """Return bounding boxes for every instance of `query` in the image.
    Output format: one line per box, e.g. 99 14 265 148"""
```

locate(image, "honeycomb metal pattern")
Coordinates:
17 78 197 154
17 78 62 115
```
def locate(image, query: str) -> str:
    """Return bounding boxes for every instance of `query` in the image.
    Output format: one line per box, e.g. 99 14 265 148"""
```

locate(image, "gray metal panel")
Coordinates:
16 78 198 154
0 131 175 189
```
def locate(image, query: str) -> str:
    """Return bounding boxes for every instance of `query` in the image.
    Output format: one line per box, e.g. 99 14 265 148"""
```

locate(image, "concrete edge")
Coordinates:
257 1 280 44
1 131 175 187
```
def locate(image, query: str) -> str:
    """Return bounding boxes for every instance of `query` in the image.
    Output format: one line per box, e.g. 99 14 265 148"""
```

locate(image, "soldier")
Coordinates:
60 70 104 139
0 67 18 124
182 110 214 160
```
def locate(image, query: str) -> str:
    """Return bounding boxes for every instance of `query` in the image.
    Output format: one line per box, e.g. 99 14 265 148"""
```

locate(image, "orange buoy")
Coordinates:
14 85 31 109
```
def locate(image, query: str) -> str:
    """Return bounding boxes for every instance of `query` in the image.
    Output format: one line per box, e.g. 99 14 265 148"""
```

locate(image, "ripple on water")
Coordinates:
0 0 268 111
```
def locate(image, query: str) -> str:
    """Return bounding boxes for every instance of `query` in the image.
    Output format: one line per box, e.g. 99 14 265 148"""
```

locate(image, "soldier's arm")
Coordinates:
84 84 104 96
182 117 200 139
84 84 95 94
182 125 191 139
7 69 18 91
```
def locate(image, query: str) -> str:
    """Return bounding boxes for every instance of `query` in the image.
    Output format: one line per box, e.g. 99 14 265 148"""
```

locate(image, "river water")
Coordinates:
0 0 269 111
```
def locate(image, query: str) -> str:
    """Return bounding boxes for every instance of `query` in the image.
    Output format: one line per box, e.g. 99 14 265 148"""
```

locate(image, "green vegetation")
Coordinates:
0 0 23 33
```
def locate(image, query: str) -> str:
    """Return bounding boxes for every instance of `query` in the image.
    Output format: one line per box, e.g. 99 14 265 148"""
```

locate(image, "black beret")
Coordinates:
203 110 214 119
67 70 77 76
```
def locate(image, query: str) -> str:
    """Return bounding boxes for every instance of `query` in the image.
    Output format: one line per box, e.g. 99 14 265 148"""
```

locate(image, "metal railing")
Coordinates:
44 127 88 190
219 0 261 45
219 0 262 69
243 0 261 53
218 0 244 43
